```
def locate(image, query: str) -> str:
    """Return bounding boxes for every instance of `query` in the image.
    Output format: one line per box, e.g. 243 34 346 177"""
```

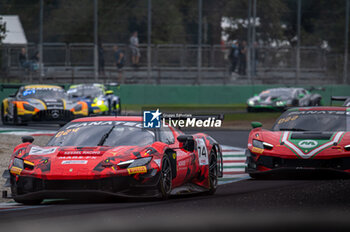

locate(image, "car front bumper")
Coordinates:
10 172 162 201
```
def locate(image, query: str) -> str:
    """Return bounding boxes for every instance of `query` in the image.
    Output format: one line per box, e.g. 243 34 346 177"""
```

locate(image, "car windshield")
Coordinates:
272 110 349 132
20 88 66 99
47 121 155 147
67 86 104 99
259 89 293 99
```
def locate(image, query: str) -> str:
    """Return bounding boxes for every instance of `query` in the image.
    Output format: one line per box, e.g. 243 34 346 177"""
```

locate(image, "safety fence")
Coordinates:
0 84 348 105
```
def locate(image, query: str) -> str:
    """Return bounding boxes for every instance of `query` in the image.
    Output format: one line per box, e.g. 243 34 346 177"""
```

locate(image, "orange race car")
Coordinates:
1 84 88 126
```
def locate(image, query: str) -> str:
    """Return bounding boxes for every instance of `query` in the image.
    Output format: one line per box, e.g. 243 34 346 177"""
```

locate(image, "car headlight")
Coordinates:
74 104 82 111
252 139 274 150
13 158 24 169
126 157 152 168
344 144 350 151
248 100 255 106
97 100 104 106
276 101 286 106
23 103 35 111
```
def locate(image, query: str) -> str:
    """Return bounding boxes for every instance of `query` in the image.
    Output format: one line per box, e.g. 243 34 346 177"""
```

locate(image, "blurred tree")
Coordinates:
0 0 347 52
283 0 347 52
223 0 287 46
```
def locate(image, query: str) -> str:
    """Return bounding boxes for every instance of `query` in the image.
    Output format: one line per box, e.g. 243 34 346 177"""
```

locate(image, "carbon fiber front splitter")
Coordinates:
11 174 162 201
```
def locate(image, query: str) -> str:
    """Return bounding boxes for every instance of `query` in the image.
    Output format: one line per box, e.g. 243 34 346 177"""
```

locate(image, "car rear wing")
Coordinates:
0 84 22 91
330 96 349 106
0 84 66 91
307 86 325 92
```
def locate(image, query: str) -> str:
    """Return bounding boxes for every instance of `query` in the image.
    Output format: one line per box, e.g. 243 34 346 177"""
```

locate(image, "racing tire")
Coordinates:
13 198 43 205
315 99 321 106
117 99 121 116
207 150 218 195
12 106 27 126
247 107 254 113
13 105 19 125
158 155 172 200
1 104 9 125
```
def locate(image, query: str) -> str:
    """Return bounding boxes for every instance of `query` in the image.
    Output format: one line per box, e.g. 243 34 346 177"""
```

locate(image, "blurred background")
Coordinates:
0 0 349 85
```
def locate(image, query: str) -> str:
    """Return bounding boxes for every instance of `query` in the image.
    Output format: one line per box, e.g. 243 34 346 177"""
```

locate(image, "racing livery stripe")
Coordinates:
282 131 344 159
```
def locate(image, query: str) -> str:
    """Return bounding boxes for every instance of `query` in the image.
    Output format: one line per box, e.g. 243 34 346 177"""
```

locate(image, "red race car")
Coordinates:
4 116 223 204
246 107 350 179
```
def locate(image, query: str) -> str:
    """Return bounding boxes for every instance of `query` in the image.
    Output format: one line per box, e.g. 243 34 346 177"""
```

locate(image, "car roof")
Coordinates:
287 106 349 111
24 84 63 89
264 87 301 92
71 116 142 122
69 84 104 89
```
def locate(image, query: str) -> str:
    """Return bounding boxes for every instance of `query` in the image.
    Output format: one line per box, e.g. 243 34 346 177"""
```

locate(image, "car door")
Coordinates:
160 127 194 187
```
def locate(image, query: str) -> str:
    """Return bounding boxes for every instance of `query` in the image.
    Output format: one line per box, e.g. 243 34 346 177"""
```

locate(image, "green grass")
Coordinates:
122 104 282 123
123 104 247 112
224 112 281 121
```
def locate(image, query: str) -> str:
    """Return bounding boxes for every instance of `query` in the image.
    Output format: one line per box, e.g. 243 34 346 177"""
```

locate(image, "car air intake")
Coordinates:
290 132 333 140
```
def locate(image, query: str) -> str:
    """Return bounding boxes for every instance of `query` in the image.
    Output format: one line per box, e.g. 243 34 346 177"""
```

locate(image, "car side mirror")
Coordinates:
177 135 194 152
22 136 34 143
251 121 262 129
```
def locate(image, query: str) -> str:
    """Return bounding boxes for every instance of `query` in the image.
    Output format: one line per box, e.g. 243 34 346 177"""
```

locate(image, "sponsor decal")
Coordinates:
61 160 88 165
298 140 318 149
196 138 209 166
29 146 57 155
60 150 102 155
10 167 22 175
58 156 97 159
127 166 147 175
66 121 142 129
55 128 80 138
178 160 186 167
251 147 264 154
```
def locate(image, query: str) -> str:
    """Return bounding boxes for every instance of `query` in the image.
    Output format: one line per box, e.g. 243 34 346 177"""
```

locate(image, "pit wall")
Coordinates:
0 84 348 105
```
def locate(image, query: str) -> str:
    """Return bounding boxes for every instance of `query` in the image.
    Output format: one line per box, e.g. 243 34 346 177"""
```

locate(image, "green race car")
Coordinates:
247 88 322 112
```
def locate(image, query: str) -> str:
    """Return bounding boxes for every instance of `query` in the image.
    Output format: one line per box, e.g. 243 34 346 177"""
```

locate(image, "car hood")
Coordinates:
16 144 158 179
250 130 349 159
24 98 76 110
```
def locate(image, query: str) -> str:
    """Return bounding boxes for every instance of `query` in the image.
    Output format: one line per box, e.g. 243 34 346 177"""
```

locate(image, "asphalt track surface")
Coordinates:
1 124 350 232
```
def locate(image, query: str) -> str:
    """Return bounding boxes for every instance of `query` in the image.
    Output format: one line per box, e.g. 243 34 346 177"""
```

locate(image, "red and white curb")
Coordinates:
0 202 47 211
219 145 248 184
0 128 56 136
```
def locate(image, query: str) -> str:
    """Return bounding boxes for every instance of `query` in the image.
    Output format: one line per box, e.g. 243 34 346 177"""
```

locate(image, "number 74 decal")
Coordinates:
196 138 208 166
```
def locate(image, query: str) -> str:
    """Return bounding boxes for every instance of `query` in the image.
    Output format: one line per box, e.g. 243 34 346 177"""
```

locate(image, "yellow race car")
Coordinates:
67 84 121 116
1 84 88 125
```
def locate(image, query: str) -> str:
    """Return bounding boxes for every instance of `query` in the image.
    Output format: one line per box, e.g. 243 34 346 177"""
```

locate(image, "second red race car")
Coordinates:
4 116 223 204
246 107 350 178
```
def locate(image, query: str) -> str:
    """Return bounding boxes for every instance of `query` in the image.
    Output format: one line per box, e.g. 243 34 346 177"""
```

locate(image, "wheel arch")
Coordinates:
210 143 223 178
164 148 177 179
